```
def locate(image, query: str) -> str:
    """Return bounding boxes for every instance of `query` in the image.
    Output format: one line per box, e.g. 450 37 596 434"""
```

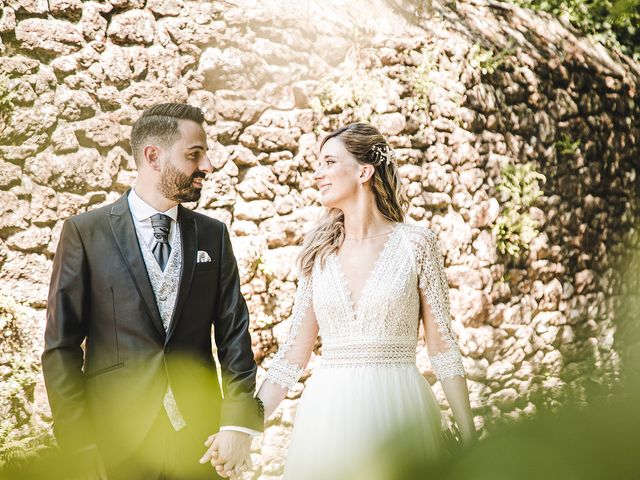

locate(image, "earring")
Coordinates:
359 182 363 189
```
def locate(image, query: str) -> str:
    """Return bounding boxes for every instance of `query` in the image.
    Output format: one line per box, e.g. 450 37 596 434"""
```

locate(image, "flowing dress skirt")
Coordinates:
282 364 444 480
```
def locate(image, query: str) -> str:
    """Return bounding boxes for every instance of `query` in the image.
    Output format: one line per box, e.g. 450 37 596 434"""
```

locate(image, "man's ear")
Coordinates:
360 164 375 183
143 145 161 172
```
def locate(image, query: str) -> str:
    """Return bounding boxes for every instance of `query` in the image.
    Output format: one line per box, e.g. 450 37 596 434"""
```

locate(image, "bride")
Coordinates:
257 122 476 479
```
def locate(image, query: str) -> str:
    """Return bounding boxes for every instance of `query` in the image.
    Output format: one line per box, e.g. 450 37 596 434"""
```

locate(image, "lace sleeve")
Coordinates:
258 271 318 419
264 273 318 390
414 227 466 382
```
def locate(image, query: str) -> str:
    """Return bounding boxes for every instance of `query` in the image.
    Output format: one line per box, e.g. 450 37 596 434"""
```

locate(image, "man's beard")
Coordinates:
159 160 205 203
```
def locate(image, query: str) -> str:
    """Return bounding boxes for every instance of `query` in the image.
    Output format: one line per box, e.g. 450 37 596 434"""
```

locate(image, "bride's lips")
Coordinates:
318 183 331 192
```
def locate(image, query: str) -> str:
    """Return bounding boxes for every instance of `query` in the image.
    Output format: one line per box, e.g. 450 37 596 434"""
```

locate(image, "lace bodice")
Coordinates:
264 223 465 390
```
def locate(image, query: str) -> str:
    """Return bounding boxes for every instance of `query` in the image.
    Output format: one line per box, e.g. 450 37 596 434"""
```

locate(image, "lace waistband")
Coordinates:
320 342 417 368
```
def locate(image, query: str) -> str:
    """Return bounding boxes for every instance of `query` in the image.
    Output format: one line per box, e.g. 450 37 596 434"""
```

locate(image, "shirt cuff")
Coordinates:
219 425 261 436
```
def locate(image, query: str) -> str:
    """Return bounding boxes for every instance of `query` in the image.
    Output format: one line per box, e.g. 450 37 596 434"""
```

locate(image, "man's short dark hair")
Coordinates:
130 103 205 166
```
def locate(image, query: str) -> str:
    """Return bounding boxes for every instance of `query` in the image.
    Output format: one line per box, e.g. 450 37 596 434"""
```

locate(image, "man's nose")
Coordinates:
200 153 213 174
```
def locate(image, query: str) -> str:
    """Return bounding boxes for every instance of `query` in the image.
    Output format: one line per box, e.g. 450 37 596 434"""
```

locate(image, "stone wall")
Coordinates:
0 0 639 477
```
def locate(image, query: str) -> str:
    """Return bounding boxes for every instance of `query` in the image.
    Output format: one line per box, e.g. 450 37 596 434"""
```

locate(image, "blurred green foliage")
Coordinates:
509 0 640 61
0 353 229 479
373 391 640 480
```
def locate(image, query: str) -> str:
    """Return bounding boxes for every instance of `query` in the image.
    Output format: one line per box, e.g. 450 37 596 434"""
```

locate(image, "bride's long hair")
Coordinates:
298 122 409 277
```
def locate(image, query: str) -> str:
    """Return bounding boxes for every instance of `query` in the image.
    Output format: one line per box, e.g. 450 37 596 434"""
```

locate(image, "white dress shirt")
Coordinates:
127 188 259 436
128 188 179 250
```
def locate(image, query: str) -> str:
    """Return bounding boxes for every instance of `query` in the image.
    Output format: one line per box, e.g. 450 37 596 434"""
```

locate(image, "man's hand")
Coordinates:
199 430 252 478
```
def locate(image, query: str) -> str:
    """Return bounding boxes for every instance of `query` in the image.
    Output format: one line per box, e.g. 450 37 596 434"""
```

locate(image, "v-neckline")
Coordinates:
333 223 400 321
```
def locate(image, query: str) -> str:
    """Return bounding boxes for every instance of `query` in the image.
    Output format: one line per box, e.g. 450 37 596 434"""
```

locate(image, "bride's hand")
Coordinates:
230 458 252 479
199 431 252 478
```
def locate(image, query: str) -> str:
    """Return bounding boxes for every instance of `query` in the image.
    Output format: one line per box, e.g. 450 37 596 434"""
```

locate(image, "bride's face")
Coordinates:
314 137 363 209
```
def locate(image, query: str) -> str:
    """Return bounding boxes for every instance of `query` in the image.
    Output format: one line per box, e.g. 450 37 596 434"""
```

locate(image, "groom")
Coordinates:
42 103 263 479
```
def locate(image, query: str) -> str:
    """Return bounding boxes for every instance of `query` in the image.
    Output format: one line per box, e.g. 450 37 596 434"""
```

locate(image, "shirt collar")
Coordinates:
128 188 179 223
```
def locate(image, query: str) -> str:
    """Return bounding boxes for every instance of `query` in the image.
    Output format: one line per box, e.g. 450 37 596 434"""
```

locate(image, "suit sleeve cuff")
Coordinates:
220 397 265 432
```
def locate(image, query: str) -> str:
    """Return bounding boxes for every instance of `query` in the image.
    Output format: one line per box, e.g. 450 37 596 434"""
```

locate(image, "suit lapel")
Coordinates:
108 193 166 339
166 205 197 343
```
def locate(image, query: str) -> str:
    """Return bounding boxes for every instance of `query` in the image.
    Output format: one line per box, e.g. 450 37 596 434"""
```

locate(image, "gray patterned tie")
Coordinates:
150 213 172 271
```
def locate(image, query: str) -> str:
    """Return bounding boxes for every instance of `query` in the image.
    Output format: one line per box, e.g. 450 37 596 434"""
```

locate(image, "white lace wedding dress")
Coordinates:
263 223 466 479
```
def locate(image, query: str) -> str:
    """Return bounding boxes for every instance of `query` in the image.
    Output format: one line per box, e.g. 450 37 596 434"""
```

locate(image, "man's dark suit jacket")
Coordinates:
42 192 263 464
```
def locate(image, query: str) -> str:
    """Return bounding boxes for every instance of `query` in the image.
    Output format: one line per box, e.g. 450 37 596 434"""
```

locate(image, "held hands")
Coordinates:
199 430 252 479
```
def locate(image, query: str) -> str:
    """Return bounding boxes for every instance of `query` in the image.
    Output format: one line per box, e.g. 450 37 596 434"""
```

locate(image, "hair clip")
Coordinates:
369 143 395 166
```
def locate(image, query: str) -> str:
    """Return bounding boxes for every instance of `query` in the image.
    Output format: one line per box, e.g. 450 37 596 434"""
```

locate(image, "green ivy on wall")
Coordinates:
555 133 582 158
508 0 640 61
402 48 437 112
494 163 547 258
0 75 16 120
468 43 516 76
